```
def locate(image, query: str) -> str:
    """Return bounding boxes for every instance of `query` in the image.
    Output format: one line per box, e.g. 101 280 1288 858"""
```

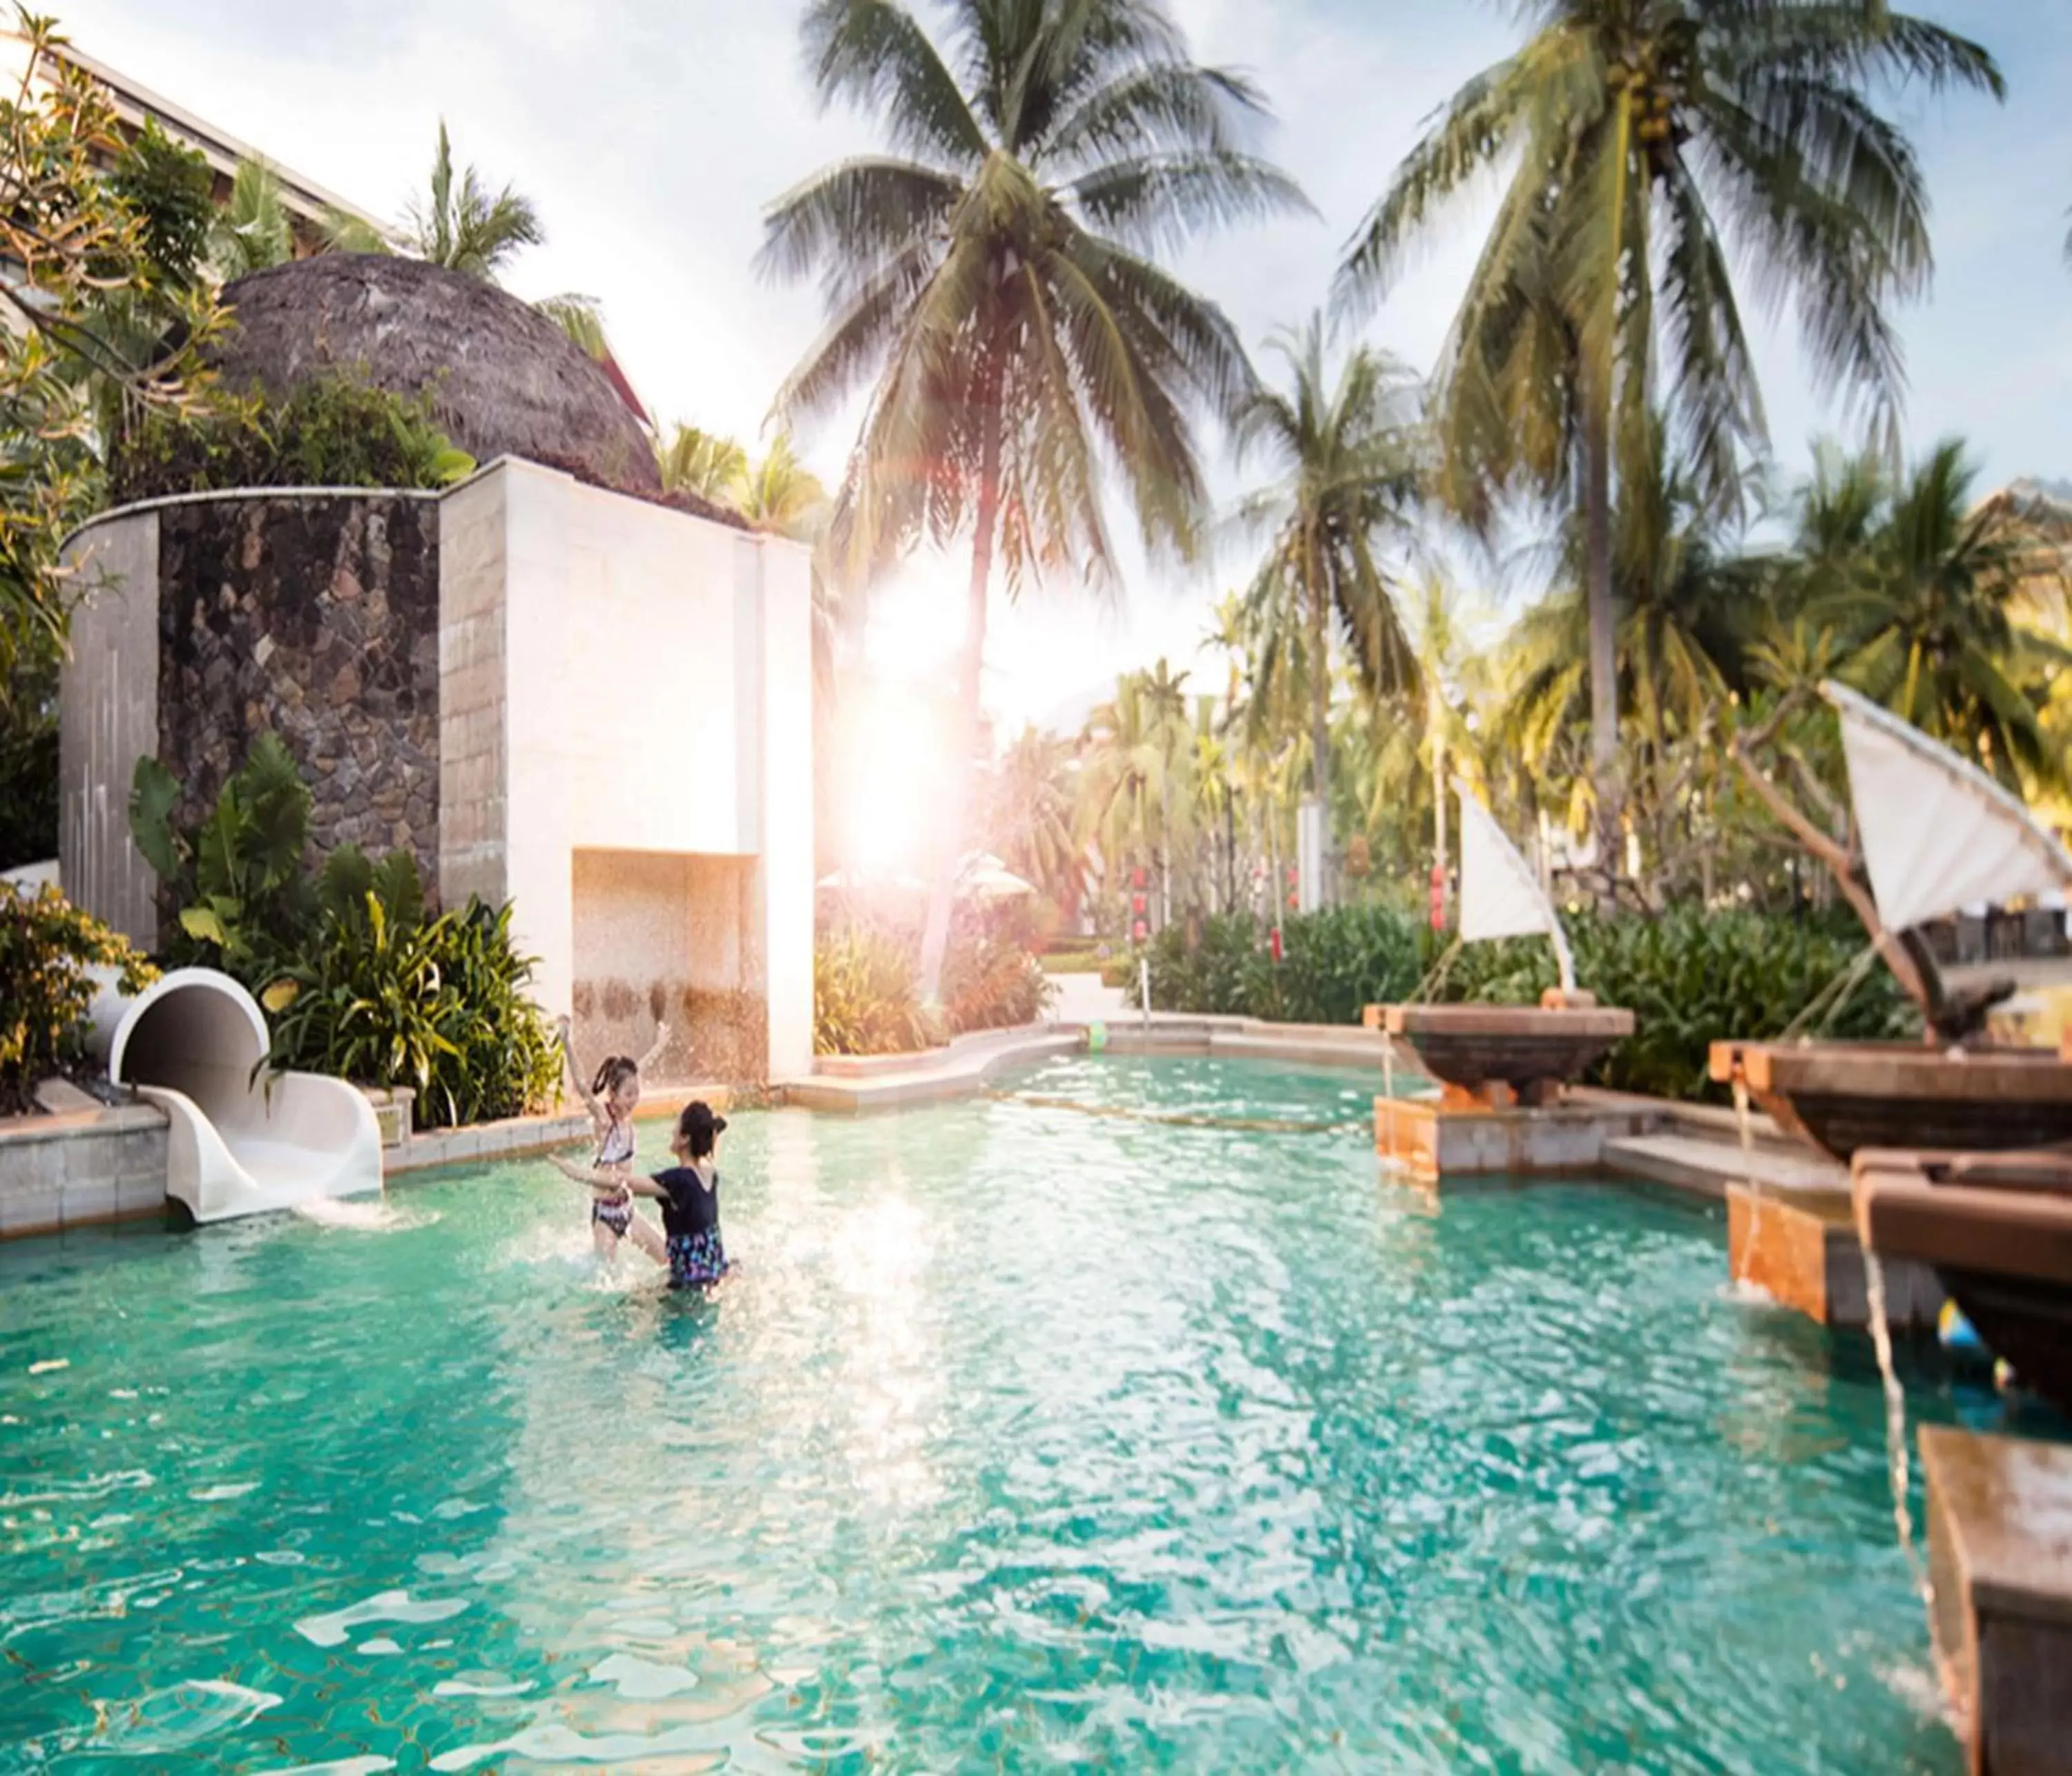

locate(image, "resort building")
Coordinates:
57 255 815 1087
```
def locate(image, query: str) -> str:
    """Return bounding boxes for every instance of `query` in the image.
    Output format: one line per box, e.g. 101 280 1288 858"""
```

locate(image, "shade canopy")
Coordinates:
1823 681 2072 933
1456 780 1575 991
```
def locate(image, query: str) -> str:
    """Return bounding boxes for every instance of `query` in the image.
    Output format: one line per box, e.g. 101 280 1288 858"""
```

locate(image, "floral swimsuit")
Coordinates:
590 1117 637 1236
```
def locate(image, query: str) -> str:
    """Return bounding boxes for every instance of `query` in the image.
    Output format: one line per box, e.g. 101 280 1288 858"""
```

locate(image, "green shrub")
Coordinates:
130 733 317 985
267 887 559 1131
814 928 938 1056
129 737 557 1126
814 928 1055 1054
0 884 156 1113
112 371 475 503
943 932 1055 1034
1141 903 1917 1102
1040 948 1106 975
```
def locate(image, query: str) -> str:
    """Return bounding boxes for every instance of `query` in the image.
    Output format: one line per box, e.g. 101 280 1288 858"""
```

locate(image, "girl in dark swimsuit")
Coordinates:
558 1016 669 1262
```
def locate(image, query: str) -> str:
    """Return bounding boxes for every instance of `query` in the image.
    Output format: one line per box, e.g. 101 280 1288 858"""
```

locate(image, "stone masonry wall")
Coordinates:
156 494 442 892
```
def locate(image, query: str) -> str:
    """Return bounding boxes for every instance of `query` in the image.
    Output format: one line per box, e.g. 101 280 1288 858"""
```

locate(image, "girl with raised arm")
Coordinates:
557 1014 669 1261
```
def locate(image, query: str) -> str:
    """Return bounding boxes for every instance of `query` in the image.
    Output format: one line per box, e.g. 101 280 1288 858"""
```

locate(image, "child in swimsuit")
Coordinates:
558 1014 669 1262
553 1101 730 1289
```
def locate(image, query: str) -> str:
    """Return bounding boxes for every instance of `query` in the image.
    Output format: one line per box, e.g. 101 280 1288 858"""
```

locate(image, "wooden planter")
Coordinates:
1366 1003 1635 1106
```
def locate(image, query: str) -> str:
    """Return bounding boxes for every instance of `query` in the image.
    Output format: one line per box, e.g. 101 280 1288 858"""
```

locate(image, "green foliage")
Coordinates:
814 927 1055 1055
0 882 155 1113
111 371 476 504
129 733 317 981
1142 903 1916 1101
106 119 215 293
814 928 937 1056
127 737 552 1126
941 932 1055 1035
0 17 222 693
0 649 57 870
267 888 558 1132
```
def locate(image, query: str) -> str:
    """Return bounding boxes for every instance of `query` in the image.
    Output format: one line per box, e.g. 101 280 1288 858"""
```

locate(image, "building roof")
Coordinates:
0 30 390 239
214 254 744 521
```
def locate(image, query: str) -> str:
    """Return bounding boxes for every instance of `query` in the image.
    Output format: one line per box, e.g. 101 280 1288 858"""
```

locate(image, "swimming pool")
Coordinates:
0 1054 1975 1770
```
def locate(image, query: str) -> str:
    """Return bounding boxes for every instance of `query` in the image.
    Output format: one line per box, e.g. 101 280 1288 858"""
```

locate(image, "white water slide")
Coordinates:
95 968 381 1224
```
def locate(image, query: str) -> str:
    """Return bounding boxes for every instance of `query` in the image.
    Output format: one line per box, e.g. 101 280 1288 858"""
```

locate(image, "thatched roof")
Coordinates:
213 255 736 524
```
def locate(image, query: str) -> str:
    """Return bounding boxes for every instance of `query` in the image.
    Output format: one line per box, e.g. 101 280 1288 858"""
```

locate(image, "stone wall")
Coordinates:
157 493 443 891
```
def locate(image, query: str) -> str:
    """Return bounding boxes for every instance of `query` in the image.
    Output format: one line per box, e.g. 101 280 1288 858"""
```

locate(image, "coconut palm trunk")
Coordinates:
1582 415 1620 891
917 358 1003 1008
1306 537 1332 907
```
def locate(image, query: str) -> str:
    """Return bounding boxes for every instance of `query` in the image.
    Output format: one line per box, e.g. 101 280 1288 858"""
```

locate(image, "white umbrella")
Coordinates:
956 853 1038 902
816 868 929 896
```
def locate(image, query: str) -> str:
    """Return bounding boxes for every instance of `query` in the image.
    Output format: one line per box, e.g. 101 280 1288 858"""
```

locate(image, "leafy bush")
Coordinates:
268 867 559 1131
1140 903 1916 1101
0 884 156 1113
0 685 56 871
943 932 1055 1034
130 733 316 984
814 928 938 1056
129 736 557 1126
814 928 1055 1054
112 371 475 503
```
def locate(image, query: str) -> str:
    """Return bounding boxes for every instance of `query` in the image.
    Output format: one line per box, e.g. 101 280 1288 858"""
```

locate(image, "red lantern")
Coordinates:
1131 867 1147 889
1132 918 1149 943
1428 862 1446 932
1287 891 1299 911
1269 926 1283 962
1131 892 1147 915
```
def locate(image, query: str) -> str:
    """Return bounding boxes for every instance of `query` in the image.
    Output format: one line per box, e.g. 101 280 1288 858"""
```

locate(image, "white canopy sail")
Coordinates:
1822 680 2072 934
1455 779 1575 991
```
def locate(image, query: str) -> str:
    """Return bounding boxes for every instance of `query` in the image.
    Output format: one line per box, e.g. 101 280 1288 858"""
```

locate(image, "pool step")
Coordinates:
1601 1130 1845 1202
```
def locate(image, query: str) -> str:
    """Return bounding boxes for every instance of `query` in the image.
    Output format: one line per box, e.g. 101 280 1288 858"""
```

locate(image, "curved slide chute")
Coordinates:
98 968 381 1224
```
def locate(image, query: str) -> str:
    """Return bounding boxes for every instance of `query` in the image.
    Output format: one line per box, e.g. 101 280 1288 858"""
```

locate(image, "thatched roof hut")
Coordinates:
213 255 729 518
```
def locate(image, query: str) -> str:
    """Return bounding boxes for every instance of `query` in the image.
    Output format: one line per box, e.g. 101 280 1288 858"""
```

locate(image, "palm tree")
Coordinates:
1334 0 2003 883
762 0 1307 1001
405 122 542 282
985 727 1086 914
1080 664 1196 932
1801 438 2067 791
656 425 749 506
209 159 294 278
1232 312 1425 900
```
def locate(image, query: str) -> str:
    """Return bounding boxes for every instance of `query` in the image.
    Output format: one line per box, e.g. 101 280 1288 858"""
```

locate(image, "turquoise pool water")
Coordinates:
0 1055 1987 1770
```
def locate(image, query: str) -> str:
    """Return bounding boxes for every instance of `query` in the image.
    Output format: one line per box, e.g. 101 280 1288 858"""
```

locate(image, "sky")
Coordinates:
52 0 2072 734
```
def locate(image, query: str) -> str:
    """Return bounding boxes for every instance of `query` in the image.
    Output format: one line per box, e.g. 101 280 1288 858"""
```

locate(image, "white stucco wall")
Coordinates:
439 458 815 1084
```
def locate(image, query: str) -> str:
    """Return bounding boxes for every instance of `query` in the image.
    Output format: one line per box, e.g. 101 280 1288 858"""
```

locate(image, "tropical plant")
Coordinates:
128 733 317 986
0 16 221 690
1080 663 1196 927
940 930 1055 1033
983 726 1084 913
209 157 295 277
113 371 475 503
1334 0 2003 881
656 424 749 505
0 881 156 1113
1791 437 2065 791
1232 312 1426 891
763 0 1307 1003
814 926 937 1055
405 121 542 281
267 882 558 1131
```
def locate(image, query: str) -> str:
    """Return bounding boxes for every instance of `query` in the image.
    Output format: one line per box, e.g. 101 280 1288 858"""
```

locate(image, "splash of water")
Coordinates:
294 1197 434 1234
